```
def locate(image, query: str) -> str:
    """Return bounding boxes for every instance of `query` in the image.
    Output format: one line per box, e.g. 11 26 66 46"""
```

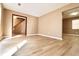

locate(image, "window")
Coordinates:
72 19 79 29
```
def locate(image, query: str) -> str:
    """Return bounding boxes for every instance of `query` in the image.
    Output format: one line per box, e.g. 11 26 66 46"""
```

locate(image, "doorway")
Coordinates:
12 14 27 36
62 7 79 46
62 7 79 36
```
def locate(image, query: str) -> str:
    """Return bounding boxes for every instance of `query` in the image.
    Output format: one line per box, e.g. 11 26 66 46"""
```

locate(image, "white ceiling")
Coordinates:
3 3 69 17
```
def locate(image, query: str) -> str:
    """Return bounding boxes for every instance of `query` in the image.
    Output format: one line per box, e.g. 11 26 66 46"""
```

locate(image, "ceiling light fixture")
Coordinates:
18 3 21 6
70 12 79 16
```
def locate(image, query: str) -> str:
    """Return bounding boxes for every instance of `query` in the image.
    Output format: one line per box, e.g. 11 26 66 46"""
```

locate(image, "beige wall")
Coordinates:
38 10 62 39
0 3 3 36
3 9 38 37
0 4 2 36
38 3 79 39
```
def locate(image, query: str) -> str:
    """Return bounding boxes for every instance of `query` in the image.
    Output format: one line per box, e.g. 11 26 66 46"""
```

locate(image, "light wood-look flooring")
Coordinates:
13 35 79 56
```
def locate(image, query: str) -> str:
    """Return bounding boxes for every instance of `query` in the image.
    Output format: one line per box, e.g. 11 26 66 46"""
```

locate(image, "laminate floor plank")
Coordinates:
13 35 79 56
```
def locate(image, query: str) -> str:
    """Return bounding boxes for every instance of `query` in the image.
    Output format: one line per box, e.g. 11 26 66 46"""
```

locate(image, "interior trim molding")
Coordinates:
27 34 62 40
63 34 79 36
37 34 62 40
3 35 23 40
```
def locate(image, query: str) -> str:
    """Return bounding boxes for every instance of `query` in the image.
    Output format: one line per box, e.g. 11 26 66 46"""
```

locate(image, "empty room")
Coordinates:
0 3 79 56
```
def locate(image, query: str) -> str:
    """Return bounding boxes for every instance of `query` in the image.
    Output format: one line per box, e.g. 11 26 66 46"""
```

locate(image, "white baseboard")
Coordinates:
64 34 79 36
2 35 24 40
27 34 62 40
37 34 62 40
3 34 62 40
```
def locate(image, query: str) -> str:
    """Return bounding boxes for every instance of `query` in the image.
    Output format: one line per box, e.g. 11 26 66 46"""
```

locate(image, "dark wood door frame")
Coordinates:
12 14 27 36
